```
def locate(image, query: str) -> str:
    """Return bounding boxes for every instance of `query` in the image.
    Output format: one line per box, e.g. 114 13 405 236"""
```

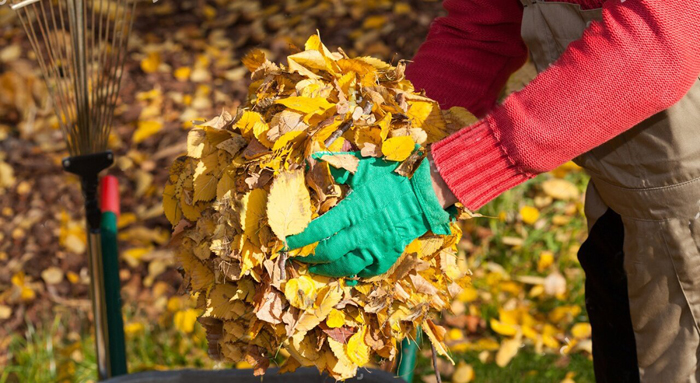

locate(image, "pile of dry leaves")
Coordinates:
164 35 478 379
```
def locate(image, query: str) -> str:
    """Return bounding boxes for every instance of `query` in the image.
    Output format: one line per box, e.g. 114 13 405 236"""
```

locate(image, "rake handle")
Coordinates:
63 151 116 380
100 175 127 378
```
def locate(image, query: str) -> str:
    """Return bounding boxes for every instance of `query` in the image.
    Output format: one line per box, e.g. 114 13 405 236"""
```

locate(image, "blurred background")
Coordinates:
0 1 594 382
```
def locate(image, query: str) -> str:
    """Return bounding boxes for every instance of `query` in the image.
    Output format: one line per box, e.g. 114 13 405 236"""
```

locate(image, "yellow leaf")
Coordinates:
538 251 554 273
406 101 448 143
187 129 207 158
162 184 182 226
447 328 464 341
328 338 358 379
561 371 577 383
275 96 334 116
140 52 161 73
267 169 312 241
319 154 359 174
288 57 321 79
203 284 247 320
174 67 192 81
239 236 265 275
193 173 217 202
288 50 330 73
11 272 25 288
521 325 539 342
382 136 414 162
20 286 35 302
295 282 343 333
167 297 182 313
304 34 335 58
0 305 12 320
499 309 520 326
542 179 580 201
549 305 581 323
490 318 518 337
458 287 478 303
177 251 213 291
0 161 15 190
495 336 522 367
346 326 371 367
242 49 267 72
529 285 545 298
216 171 235 200
253 119 274 149
289 332 321 365
327 136 346 152
284 275 318 310
423 319 453 363
174 308 200 334
272 130 305 152
124 322 144 336
542 325 560 349
357 56 392 71
571 323 591 339
336 58 376 77
336 72 356 97
288 242 318 258
453 362 475 383
66 271 80 284
235 111 267 141
123 247 152 268
326 309 345 328
41 267 64 285
362 15 386 29
133 120 163 143
240 189 268 247
117 213 137 229
519 206 540 225
279 357 302 374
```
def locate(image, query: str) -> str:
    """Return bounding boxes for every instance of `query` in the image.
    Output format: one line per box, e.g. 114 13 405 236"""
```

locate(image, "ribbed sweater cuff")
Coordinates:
431 117 534 211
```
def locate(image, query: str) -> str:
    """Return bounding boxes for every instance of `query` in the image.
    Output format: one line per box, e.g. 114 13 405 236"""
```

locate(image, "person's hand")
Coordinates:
286 153 453 280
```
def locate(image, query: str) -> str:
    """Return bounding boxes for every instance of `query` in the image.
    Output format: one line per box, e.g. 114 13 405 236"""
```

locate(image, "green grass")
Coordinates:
1 316 97 383
1 311 216 383
3 319 594 383
416 350 595 383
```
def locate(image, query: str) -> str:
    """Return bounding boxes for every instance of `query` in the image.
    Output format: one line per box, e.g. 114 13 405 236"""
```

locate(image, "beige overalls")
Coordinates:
519 1 700 382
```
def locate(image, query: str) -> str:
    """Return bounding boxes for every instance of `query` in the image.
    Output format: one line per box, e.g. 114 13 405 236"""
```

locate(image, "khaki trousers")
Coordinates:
519 1 700 382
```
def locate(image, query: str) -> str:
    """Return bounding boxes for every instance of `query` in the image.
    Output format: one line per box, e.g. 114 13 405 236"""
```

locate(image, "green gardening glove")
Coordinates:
286 153 452 280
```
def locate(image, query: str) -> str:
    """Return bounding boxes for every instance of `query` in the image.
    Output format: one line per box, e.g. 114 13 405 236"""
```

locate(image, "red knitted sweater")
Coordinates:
406 0 700 210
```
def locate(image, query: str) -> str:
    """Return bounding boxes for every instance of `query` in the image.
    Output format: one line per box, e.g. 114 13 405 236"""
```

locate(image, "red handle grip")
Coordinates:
100 175 120 216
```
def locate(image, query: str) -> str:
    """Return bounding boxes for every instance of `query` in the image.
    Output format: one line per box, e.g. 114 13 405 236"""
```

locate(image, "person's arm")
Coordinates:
430 0 700 210
405 0 528 118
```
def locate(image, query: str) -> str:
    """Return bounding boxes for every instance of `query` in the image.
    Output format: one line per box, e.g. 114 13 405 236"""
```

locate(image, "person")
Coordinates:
287 1 700 381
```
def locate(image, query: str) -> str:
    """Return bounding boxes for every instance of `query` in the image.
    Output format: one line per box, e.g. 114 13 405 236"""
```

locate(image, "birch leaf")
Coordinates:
423 319 453 363
193 174 217 202
319 154 359 174
346 326 371 367
275 96 334 115
241 189 268 247
382 136 414 162
163 183 182 225
267 169 312 241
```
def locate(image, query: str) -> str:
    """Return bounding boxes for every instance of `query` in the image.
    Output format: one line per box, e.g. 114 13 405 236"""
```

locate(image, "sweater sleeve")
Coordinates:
404 0 528 118
431 0 700 210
